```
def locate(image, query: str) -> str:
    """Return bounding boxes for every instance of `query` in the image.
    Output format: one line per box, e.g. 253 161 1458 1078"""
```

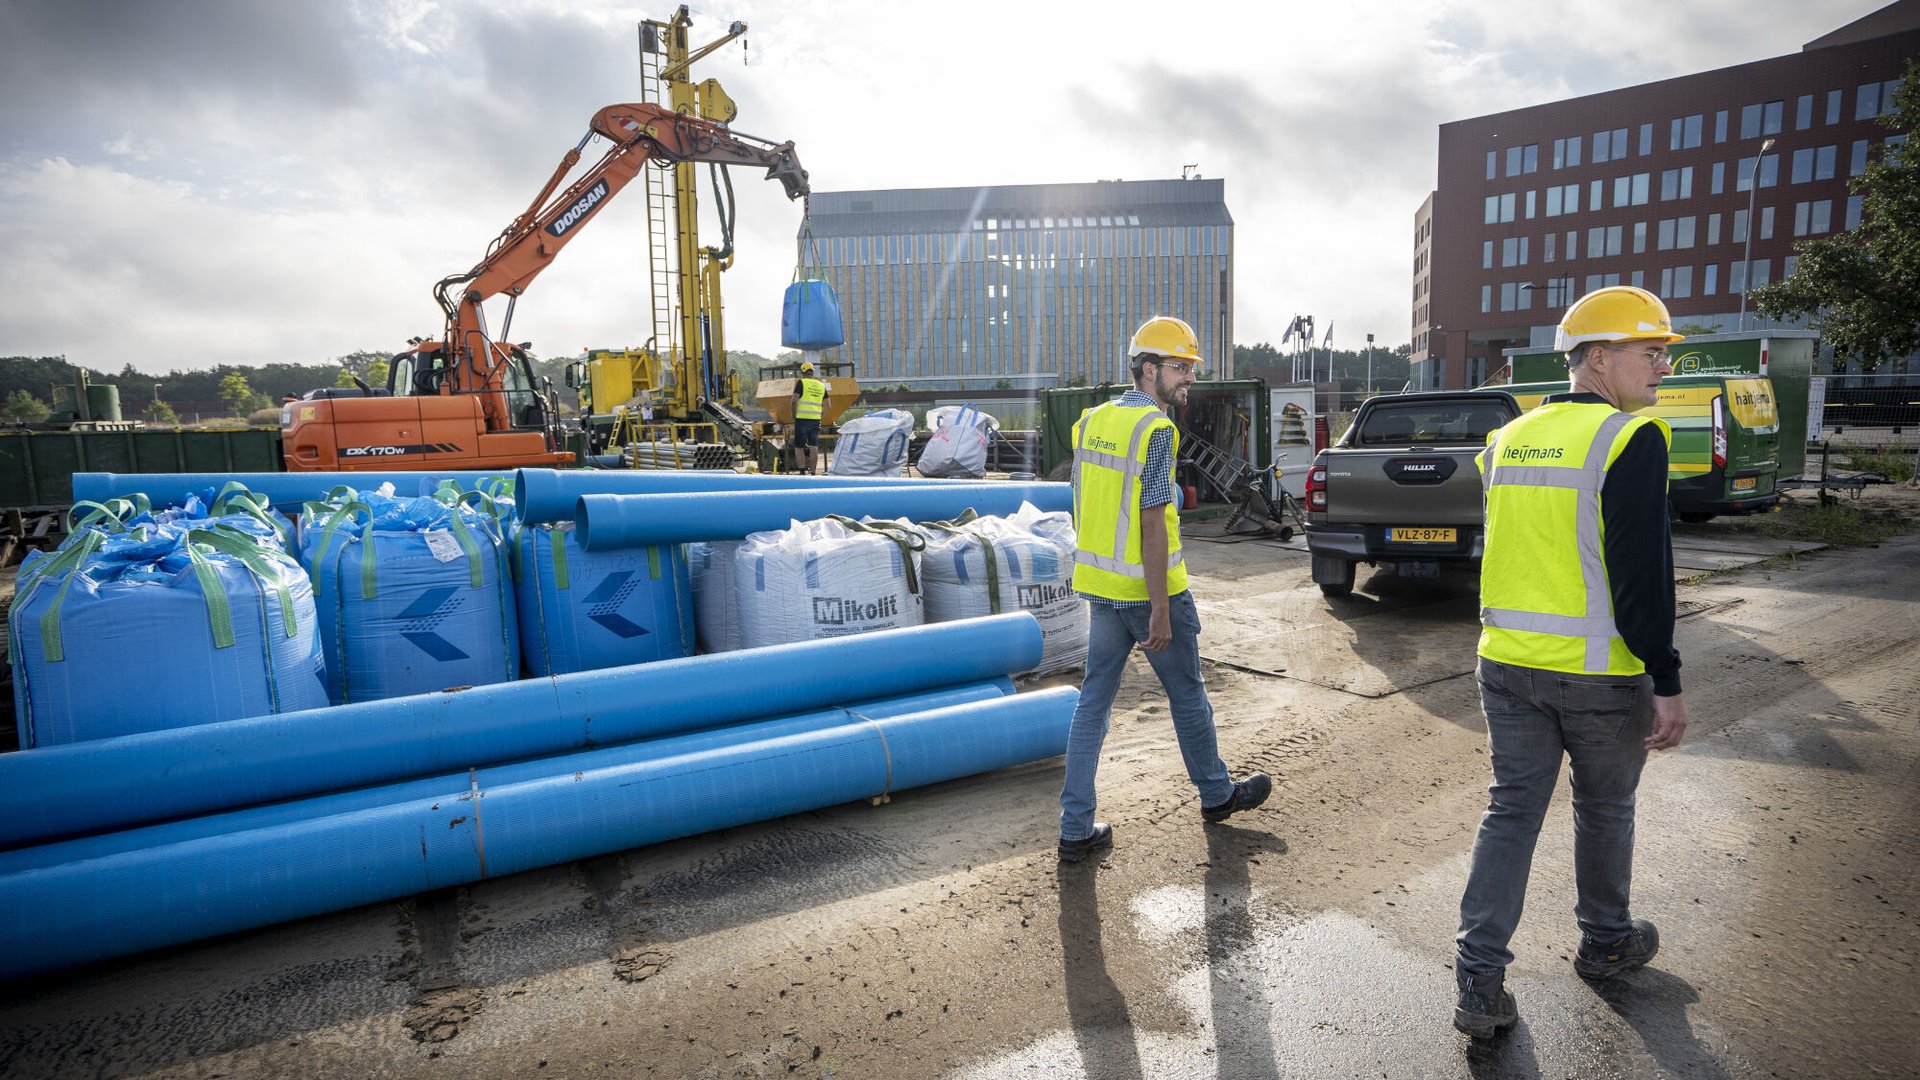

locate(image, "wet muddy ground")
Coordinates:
2 485 1916 1079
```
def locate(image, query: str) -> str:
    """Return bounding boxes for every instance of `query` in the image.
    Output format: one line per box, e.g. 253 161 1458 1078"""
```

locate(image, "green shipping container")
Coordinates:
1040 379 1272 488
0 427 284 508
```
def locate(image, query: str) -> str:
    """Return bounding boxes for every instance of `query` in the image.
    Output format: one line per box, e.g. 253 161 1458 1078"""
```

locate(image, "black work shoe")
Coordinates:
1058 822 1114 863
1453 976 1519 1039
1202 772 1273 824
1574 919 1661 981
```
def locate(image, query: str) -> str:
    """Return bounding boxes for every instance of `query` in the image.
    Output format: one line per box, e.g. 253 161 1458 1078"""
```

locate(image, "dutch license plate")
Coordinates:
1387 527 1456 543
1732 476 1758 492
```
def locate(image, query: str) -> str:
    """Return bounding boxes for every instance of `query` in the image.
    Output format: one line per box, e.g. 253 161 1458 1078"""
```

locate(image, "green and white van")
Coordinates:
1496 332 1814 522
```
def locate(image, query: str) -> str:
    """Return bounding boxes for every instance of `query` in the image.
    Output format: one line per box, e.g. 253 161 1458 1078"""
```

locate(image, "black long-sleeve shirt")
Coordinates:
1551 392 1683 696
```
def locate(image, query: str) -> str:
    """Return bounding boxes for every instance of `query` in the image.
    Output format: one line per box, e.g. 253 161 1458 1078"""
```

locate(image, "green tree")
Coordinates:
1 388 50 422
143 397 179 425
217 372 255 415
1752 60 1918 370
1674 321 1724 336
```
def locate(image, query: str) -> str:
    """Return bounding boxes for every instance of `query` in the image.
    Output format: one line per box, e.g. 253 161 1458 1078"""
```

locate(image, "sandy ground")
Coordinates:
1 483 1916 1079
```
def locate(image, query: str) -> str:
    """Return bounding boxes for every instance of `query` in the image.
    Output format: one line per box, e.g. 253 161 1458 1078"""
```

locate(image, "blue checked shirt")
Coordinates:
1083 391 1175 608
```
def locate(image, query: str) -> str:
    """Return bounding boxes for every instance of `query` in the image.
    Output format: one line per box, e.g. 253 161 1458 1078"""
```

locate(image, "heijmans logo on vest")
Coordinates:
812 594 900 626
546 180 610 238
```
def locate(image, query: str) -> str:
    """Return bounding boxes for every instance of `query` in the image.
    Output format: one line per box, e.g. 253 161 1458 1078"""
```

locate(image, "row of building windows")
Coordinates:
1488 79 1906 179
1480 195 1861 269
811 225 1231 268
818 253 1229 381
1481 136 1902 224
1479 256 1800 314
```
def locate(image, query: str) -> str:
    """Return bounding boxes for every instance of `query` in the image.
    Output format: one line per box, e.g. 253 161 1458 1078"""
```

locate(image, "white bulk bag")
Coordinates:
734 517 925 648
920 502 1087 676
829 409 915 477
916 405 998 479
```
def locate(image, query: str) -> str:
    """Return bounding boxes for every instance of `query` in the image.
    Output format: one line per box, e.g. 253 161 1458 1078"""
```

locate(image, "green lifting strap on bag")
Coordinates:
476 474 515 502
24 529 107 664
184 527 302 646
310 501 376 600
920 513 1003 616
64 500 135 536
210 487 291 548
825 515 926 596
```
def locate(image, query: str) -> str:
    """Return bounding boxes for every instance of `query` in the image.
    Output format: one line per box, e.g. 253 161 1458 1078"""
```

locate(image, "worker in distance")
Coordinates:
1056 315 1273 864
790 360 827 474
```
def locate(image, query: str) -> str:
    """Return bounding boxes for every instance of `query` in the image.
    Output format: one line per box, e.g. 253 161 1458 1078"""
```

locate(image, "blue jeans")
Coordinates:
1455 657 1654 988
1059 590 1234 841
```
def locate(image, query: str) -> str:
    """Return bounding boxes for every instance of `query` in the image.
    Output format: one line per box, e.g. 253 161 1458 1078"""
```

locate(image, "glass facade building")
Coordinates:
800 179 1234 389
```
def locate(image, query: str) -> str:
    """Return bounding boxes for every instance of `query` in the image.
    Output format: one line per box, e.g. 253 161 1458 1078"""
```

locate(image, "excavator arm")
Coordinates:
430 102 808 432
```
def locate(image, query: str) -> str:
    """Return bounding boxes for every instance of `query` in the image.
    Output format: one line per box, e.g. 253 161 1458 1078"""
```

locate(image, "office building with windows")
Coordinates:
799 178 1234 389
1413 1 1918 389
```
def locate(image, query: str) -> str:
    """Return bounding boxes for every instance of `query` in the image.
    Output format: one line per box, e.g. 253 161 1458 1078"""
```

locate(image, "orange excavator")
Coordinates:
281 102 807 471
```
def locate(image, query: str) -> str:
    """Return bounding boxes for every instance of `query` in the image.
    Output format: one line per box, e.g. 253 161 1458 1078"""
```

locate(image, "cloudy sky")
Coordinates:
0 0 1883 376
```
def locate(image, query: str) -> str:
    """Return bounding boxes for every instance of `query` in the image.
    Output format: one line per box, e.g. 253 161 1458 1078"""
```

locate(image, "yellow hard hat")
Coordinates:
1129 316 1205 367
799 361 815 374
1555 285 1685 353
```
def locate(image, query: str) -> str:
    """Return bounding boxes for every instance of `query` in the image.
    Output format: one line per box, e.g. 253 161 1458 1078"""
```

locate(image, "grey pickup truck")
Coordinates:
1303 391 1521 598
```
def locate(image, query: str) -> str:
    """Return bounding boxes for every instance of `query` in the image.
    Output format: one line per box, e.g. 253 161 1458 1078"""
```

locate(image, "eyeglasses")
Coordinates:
1149 359 1197 375
1603 344 1672 365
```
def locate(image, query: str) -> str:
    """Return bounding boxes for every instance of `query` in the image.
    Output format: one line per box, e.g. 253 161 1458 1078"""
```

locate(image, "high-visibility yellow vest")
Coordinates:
1070 401 1187 601
795 378 826 421
1477 401 1671 675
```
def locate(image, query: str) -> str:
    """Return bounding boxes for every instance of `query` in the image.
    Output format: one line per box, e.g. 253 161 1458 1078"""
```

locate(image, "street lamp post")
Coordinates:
1365 333 1374 399
1739 136 1776 331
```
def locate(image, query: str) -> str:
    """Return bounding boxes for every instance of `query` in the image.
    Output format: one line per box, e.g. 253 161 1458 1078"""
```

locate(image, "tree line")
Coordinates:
0 348 791 425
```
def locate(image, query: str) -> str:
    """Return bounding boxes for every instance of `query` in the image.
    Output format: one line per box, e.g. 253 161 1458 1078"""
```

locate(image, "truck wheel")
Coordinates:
1317 560 1355 599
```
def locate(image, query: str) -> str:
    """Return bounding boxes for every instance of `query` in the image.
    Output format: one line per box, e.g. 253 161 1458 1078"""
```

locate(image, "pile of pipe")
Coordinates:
622 440 736 470
0 468 1081 979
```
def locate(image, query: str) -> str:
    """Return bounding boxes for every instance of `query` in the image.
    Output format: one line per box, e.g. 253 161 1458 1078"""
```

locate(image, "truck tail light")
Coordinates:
1711 394 1727 470
1306 464 1328 511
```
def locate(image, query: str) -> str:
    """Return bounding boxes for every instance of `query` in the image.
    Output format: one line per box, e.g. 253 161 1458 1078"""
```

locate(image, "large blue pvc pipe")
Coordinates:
0 686 1075 978
0 613 1043 848
514 467 955 524
0 681 1013 875
72 471 511 510
575 482 1072 548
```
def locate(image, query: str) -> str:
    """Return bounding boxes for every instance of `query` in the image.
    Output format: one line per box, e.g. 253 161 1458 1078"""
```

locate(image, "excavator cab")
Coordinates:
387 342 551 434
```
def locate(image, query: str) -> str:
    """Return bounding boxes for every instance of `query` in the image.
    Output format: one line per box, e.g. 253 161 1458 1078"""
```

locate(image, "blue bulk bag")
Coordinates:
301 490 518 704
513 522 696 676
780 278 845 351
9 524 328 747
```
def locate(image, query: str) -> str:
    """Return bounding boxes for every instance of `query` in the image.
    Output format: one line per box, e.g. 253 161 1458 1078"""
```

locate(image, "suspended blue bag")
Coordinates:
780 227 844 350
10 523 328 747
781 278 845 351
513 521 696 676
300 489 519 704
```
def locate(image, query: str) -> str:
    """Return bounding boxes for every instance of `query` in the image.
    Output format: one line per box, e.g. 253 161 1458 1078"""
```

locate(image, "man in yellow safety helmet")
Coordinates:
1056 316 1272 864
790 360 827 474
1453 285 1691 1039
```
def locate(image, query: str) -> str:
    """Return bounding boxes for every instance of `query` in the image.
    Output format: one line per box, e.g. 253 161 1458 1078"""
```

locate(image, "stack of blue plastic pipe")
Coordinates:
0 614 1075 978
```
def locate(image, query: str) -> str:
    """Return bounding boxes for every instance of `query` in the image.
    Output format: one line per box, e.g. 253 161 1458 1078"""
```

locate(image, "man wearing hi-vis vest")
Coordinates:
1453 285 1693 1040
1056 316 1272 864
790 361 827 474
